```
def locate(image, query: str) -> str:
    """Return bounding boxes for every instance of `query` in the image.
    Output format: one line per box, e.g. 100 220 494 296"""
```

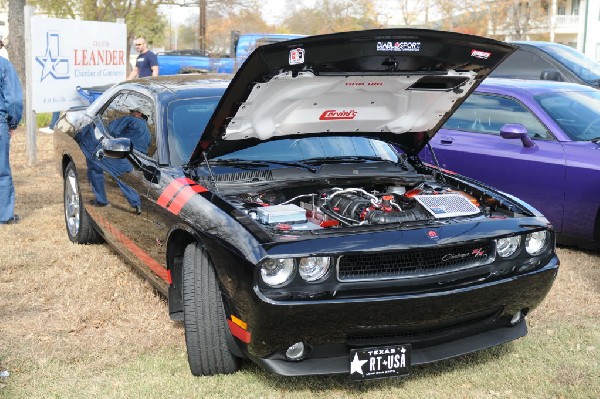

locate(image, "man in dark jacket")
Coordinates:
0 34 24 225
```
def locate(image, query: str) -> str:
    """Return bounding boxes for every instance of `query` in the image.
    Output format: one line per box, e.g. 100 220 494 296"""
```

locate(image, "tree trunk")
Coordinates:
7 0 26 107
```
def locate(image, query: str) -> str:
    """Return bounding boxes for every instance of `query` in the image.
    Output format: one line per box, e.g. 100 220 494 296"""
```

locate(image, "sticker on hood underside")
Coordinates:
289 48 305 65
319 109 357 120
376 41 421 52
471 49 491 59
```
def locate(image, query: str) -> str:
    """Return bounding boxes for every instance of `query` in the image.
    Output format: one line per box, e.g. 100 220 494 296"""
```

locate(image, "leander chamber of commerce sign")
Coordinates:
30 17 126 112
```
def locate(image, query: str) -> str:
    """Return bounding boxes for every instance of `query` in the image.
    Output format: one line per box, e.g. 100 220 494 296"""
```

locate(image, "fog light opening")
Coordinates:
285 342 307 361
510 310 523 325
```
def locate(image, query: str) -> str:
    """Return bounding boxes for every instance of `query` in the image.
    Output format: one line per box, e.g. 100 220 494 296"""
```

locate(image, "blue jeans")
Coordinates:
86 157 141 207
49 112 60 129
0 124 15 222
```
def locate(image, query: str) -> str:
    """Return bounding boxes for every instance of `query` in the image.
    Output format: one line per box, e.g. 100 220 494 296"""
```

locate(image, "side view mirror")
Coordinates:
540 69 563 82
102 137 133 158
500 124 535 148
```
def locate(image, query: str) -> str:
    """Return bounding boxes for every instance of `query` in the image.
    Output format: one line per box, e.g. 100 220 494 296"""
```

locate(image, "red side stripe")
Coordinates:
157 178 197 208
87 208 171 284
167 184 208 215
227 319 251 343
167 186 196 215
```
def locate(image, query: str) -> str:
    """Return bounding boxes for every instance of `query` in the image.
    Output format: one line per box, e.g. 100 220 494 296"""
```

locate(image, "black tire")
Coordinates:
63 162 102 244
182 242 240 376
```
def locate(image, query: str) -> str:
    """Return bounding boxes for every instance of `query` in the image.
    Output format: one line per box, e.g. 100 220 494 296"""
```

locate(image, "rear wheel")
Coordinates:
182 242 240 376
63 162 102 244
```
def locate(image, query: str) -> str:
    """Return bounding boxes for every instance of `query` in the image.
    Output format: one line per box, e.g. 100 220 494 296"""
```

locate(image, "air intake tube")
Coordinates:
365 209 430 224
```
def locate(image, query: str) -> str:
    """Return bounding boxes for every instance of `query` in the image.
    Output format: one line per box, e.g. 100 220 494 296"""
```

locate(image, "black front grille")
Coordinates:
337 241 495 281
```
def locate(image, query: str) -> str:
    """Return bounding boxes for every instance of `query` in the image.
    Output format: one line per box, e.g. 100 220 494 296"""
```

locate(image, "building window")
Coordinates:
571 0 580 15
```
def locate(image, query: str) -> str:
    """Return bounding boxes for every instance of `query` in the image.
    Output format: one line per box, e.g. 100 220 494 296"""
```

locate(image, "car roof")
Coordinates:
478 77 596 96
118 74 231 95
511 41 562 48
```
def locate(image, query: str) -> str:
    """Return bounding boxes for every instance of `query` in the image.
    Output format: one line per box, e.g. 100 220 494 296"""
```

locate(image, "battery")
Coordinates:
256 204 307 225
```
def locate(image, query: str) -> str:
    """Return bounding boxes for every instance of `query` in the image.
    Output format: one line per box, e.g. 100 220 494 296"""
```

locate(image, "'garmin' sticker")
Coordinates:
376 41 421 52
289 48 305 65
471 49 491 59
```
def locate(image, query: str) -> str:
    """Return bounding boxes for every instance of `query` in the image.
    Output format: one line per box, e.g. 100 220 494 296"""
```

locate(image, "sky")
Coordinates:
162 0 407 28
162 0 289 26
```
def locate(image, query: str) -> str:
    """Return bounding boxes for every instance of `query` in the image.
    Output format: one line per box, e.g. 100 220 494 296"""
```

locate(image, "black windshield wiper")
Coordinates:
303 156 408 170
303 156 383 164
211 158 318 173
590 137 600 144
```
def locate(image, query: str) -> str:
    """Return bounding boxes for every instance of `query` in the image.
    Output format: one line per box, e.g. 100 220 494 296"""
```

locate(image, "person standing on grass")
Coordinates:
127 37 159 79
0 34 23 225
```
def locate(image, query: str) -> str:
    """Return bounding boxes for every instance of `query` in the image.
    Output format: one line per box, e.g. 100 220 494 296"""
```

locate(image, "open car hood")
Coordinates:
191 29 515 162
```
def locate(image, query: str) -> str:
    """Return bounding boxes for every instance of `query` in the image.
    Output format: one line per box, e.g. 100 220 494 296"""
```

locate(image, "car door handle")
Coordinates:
440 137 454 145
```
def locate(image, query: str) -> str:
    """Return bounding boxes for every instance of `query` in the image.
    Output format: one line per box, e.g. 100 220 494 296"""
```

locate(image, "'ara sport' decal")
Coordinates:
157 178 207 215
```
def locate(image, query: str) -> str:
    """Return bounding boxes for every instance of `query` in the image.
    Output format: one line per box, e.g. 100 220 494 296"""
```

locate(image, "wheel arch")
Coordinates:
61 154 74 177
166 227 197 320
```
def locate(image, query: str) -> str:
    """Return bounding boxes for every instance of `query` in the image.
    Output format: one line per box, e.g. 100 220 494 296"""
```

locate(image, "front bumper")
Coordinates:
251 320 527 376
232 255 558 376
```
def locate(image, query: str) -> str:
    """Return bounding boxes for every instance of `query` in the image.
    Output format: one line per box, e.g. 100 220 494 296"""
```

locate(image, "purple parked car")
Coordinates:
421 78 600 249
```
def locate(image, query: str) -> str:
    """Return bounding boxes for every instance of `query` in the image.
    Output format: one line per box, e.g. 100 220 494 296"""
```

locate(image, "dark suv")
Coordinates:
491 41 600 88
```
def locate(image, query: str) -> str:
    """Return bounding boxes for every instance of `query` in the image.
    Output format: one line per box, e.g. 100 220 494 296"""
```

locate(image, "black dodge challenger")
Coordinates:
54 29 558 380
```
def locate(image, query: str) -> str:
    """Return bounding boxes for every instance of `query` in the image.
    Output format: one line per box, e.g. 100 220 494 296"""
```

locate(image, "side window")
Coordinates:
492 49 556 80
99 92 157 158
444 93 550 139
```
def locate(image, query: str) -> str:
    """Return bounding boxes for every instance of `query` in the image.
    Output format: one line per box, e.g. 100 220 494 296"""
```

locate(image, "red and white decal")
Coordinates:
472 248 487 257
319 109 358 120
157 177 207 215
289 48 305 65
471 49 491 59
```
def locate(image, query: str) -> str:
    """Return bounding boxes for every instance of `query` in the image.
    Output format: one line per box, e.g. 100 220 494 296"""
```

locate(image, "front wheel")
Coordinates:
182 242 240 376
63 162 102 244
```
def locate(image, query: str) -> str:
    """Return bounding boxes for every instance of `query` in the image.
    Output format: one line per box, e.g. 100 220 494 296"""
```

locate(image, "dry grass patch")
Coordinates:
1 128 599 398
0 129 182 385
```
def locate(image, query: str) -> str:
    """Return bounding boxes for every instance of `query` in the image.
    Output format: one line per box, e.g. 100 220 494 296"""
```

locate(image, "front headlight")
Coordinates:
299 257 330 282
496 236 521 258
260 258 295 287
525 231 548 255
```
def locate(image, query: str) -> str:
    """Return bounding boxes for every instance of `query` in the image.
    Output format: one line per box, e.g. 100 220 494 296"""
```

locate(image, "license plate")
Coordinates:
349 344 411 380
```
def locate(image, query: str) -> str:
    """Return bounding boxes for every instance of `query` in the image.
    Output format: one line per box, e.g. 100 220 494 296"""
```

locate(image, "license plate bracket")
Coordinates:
349 344 411 380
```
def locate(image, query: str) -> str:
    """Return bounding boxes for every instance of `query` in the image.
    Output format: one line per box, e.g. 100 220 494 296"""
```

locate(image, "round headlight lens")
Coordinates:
525 231 548 255
260 258 295 287
496 236 521 258
299 257 330 282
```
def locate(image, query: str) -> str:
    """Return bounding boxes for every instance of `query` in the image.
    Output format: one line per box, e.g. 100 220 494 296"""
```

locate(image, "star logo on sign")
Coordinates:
350 353 368 375
35 31 70 82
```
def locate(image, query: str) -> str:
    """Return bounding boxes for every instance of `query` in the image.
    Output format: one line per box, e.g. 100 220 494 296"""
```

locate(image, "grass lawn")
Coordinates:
1 128 598 398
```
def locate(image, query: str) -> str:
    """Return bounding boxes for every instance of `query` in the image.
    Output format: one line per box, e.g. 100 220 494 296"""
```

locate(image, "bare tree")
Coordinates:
7 0 26 106
398 0 429 26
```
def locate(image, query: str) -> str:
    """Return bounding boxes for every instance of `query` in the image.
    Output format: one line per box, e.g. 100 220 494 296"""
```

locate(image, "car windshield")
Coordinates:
212 136 400 164
540 43 600 85
534 90 600 141
167 97 220 166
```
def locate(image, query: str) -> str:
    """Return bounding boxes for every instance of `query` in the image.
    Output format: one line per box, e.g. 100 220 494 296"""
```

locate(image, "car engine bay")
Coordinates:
230 179 495 233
